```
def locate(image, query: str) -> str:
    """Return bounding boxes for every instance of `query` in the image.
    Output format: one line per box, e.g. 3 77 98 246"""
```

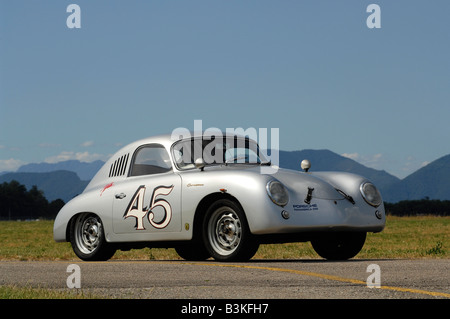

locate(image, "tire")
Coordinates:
202 199 259 262
311 232 366 260
70 213 116 261
175 241 211 261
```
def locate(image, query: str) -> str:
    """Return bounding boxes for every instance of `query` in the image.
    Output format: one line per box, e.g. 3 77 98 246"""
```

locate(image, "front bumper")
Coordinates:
244 196 385 235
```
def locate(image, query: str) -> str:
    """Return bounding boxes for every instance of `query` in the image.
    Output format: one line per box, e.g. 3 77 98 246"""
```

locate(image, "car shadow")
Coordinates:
164 258 398 264
112 258 398 263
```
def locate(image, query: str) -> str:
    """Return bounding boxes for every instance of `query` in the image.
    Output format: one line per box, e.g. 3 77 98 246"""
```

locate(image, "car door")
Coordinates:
112 144 182 237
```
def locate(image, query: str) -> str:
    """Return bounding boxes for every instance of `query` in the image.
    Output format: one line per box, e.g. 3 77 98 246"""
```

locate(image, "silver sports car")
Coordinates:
53 133 385 261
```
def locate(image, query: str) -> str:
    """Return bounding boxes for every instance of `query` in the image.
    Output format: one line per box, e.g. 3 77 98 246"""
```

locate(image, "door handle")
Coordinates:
115 193 126 199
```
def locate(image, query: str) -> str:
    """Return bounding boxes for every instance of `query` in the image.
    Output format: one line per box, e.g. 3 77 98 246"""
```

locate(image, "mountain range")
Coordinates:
1 150 449 203
278 150 450 203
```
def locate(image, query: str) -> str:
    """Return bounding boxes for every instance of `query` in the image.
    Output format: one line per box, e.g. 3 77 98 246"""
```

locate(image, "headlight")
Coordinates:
266 180 289 207
360 182 382 207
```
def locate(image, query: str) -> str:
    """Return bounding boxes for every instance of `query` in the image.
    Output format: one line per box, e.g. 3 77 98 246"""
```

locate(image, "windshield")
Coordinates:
172 136 268 170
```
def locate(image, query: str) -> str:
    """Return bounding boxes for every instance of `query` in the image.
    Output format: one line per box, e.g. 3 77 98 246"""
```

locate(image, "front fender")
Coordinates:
179 169 273 234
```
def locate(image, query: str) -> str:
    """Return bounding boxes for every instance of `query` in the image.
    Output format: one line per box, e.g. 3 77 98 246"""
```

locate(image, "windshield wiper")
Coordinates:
225 156 249 165
224 157 270 166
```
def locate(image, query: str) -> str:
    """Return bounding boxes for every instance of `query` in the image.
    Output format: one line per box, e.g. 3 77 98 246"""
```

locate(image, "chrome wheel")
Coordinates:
208 207 242 256
74 214 103 255
70 213 116 261
203 199 259 262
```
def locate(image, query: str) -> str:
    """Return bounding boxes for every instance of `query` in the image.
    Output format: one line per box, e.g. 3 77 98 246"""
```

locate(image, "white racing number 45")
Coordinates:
124 185 174 230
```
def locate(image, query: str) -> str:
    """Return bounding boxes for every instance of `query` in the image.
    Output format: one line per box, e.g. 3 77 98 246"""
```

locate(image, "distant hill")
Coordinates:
0 171 88 203
17 160 104 180
278 149 400 196
383 154 450 202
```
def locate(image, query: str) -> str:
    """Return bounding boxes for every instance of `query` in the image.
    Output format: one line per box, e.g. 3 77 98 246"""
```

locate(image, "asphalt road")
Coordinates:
1 259 449 301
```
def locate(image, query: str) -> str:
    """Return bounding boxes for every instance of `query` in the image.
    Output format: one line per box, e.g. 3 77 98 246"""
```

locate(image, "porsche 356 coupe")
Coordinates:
53 133 385 261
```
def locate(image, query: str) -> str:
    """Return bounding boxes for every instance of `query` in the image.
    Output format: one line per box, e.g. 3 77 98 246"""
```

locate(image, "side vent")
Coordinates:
109 153 130 177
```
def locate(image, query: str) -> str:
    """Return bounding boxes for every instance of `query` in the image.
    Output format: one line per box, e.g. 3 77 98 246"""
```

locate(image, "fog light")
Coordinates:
281 210 290 219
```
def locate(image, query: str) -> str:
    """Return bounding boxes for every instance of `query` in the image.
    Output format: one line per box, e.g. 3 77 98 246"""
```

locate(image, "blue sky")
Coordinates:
1 0 449 179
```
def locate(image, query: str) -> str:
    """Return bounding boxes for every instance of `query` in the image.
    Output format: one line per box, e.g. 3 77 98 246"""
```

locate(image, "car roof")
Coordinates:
129 131 256 149
85 132 257 192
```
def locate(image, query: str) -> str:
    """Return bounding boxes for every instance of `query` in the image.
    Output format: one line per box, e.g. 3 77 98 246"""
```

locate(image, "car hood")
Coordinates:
269 167 345 200
201 164 346 201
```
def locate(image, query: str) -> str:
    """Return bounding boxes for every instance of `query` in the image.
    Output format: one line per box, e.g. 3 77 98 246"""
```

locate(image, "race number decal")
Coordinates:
123 185 174 230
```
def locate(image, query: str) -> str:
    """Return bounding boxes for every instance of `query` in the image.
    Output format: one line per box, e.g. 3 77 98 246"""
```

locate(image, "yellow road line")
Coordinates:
187 262 450 298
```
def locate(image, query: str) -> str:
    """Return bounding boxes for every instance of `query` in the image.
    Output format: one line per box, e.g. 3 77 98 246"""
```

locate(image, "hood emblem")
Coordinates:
304 187 314 204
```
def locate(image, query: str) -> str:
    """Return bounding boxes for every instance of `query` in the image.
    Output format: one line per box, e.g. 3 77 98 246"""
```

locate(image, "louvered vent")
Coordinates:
109 153 130 177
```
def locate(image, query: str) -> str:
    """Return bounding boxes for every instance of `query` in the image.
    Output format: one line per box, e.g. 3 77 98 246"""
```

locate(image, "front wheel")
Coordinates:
311 232 366 260
203 199 259 262
70 213 116 261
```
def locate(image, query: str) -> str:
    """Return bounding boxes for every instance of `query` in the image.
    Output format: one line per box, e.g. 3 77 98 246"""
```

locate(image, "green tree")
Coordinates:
0 180 65 220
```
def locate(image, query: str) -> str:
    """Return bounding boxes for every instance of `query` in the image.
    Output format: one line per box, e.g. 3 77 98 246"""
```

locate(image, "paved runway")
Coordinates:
1 259 449 300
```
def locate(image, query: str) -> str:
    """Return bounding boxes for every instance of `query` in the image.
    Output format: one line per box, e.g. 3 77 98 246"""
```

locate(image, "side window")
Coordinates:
129 144 172 176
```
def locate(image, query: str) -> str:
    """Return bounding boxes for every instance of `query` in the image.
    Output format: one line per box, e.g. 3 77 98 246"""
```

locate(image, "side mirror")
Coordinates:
195 158 206 171
301 159 311 172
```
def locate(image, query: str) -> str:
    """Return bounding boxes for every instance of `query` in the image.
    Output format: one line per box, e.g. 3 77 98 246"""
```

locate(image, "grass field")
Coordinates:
0 216 449 261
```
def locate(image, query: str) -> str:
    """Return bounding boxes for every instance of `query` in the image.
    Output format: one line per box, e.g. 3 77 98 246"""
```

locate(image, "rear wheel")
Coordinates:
70 213 116 261
311 232 366 260
203 199 259 262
